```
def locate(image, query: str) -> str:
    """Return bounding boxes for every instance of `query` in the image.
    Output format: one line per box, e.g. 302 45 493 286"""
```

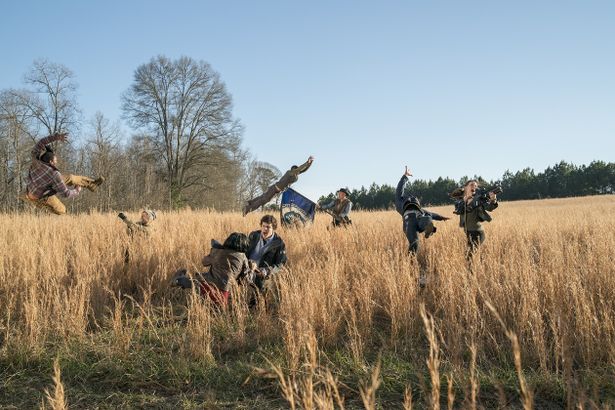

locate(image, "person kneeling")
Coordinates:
172 232 255 307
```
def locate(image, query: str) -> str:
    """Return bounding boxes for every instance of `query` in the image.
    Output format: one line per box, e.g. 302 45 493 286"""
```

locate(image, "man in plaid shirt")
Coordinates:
21 132 104 215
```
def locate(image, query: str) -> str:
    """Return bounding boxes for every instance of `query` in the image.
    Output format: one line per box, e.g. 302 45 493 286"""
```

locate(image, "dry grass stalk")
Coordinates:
420 304 441 410
42 357 67 410
359 359 381 410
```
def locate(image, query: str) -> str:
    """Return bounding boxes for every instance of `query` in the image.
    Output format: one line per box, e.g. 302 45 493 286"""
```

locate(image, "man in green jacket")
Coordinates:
243 156 314 216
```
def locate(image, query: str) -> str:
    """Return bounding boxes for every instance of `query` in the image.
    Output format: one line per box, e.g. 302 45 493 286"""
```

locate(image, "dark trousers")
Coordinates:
466 230 485 259
403 212 433 254
244 185 281 214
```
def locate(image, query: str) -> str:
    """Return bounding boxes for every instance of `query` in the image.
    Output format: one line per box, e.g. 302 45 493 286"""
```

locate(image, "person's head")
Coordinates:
259 214 277 238
291 165 298 170
141 209 156 225
337 188 350 200
463 180 479 198
40 145 57 166
223 232 250 253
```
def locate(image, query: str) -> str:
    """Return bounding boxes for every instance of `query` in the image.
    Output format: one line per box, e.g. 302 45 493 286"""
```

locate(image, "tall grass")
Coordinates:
1 196 615 407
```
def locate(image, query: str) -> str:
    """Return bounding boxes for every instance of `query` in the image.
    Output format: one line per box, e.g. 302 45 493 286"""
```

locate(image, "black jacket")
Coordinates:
395 175 446 220
247 230 287 276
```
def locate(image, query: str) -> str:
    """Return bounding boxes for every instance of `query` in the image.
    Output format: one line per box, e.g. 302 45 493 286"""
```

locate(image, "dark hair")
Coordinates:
260 214 278 230
291 165 298 170
449 180 480 199
223 232 250 253
39 145 55 164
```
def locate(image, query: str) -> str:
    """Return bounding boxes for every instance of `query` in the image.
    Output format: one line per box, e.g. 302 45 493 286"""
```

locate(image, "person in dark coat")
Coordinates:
247 214 287 294
396 166 450 254
243 156 314 215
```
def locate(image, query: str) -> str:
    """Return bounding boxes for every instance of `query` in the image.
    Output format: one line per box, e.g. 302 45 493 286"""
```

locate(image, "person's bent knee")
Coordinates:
50 205 66 215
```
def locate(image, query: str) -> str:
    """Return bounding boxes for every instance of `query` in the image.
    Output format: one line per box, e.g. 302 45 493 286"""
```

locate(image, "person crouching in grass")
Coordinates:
172 232 256 307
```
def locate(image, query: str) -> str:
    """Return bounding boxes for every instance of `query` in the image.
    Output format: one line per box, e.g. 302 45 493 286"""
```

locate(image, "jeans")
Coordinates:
403 211 433 254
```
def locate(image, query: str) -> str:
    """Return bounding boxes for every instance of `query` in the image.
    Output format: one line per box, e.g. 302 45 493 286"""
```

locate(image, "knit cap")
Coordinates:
144 209 156 220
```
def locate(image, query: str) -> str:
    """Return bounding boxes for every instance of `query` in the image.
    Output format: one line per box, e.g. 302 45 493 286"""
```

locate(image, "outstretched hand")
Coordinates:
404 166 413 177
308 155 315 163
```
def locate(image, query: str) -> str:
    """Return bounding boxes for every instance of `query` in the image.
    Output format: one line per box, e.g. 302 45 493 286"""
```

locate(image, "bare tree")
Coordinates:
121 55 242 208
235 155 282 209
0 90 35 210
21 59 81 136
84 112 122 211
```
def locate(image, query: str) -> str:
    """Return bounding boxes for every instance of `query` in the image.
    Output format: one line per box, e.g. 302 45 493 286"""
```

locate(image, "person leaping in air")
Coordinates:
21 132 104 215
242 156 314 216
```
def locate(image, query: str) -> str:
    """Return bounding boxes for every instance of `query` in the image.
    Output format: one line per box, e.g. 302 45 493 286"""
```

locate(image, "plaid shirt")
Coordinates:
27 135 78 199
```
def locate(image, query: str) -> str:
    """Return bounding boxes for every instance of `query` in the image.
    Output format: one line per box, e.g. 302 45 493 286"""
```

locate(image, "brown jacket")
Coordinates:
201 248 251 292
276 158 313 189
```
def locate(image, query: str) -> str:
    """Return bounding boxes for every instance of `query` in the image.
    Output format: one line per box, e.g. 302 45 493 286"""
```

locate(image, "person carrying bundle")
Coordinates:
450 179 500 258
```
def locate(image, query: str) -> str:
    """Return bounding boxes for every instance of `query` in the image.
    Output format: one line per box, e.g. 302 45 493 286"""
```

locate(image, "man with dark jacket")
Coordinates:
247 214 287 294
396 166 449 254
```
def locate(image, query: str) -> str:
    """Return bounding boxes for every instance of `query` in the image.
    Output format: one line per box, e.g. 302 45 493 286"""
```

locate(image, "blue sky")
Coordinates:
1 1 614 201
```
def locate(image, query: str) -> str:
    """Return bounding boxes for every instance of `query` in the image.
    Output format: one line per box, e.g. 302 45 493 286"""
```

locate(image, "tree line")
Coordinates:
319 160 615 210
0 57 281 213
2 58 612 214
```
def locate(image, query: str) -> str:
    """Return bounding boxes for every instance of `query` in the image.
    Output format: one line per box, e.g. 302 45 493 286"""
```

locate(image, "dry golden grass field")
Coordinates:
1 195 615 409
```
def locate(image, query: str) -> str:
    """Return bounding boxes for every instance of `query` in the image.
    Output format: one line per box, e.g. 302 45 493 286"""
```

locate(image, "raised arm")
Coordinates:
294 156 314 175
319 199 335 210
31 133 67 161
426 210 450 221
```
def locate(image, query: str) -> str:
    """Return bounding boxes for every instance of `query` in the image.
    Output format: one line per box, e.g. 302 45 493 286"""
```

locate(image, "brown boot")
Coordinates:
87 176 105 192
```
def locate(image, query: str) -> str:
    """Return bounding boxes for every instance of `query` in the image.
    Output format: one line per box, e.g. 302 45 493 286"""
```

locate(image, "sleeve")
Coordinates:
294 158 313 175
483 201 499 212
51 172 79 198
320 200 335 210
427 211 446 221
453 200 465 215
265 242 287 276
201 252 214 267
31 134 60 161
237 256 251 282
395 175 407 212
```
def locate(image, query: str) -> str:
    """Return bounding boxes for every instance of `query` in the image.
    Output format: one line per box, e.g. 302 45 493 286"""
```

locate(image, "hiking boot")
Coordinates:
86 176 105 192
93 176 105 186
423 221 436 238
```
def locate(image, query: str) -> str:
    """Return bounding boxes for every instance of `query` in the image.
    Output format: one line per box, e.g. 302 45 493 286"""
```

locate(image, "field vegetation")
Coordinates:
1 196 614 409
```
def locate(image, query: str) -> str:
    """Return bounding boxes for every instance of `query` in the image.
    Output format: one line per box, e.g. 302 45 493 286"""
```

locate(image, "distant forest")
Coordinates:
319 160 615 210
